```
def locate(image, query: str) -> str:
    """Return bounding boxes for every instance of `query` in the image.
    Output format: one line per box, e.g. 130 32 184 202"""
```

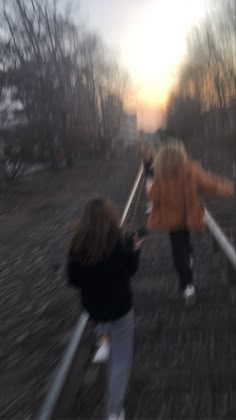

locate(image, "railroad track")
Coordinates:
36 166 144 420
37 167 236 420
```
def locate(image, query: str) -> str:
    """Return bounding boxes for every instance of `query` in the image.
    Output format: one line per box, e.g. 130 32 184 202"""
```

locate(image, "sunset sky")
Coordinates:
79 0 209 131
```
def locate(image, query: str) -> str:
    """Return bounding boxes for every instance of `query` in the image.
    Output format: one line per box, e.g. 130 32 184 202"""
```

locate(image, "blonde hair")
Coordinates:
154 139 187 178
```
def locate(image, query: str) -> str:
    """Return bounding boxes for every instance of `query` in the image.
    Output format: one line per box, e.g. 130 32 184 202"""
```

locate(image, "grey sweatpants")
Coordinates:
100 310 134 419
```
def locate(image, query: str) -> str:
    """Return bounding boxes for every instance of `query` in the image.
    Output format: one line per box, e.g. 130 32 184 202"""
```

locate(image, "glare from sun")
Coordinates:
122 0 206 106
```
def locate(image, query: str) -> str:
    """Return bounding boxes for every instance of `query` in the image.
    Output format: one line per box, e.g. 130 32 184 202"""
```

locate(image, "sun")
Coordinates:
122 0 206 107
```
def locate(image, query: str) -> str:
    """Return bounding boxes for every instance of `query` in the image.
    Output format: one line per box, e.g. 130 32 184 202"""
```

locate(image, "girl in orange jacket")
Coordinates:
147 139 234 305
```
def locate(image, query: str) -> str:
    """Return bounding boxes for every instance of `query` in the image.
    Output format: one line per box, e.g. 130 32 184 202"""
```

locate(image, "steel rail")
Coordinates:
205 208 236 269
120 166 143 226
36 165 143 420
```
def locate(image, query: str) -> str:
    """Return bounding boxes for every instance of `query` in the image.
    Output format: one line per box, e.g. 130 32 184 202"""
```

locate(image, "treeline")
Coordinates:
166 0 235 148
0 0 130 173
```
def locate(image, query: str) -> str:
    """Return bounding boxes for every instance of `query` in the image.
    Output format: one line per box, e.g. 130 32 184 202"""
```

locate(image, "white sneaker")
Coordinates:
92 340 110 363
108 410 125 420
184 284 196 306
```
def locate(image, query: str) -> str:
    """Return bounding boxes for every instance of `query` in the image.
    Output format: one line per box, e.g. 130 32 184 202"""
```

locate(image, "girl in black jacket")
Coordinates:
67 198 141 420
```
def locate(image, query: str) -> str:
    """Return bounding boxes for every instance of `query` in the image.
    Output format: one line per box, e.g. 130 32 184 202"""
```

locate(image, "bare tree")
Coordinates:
0 0 133 171
0 0 81 167
166 0 235 144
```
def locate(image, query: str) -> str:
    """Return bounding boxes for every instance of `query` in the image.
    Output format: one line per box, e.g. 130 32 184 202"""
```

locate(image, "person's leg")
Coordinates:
169 231 193 290
105 310 134 420
185 230 194 267
169 231 196 304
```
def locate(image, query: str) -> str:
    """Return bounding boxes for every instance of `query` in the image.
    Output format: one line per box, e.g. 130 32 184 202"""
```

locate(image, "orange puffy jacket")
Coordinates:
147 160 234 231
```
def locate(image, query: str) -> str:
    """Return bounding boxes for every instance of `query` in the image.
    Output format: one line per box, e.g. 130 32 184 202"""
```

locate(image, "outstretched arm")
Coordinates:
194 164 234 197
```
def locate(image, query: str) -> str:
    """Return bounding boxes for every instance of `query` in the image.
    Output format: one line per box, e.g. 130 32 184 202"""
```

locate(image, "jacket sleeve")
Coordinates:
67 255 83 288
194 163 234 197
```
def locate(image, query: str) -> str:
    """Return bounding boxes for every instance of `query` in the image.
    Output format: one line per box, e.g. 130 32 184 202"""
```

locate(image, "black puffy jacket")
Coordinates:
67 237 140 322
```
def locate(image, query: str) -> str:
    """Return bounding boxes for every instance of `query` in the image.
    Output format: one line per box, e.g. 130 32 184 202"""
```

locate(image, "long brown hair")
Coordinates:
70 198 121 265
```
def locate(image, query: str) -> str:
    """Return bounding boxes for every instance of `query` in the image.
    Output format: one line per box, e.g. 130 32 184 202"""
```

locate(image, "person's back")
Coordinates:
148 167 186 230
148 150 233 232
68 235 139 322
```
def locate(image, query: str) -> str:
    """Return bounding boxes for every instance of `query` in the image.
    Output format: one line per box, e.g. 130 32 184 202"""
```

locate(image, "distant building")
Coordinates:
0 88 24 130
0 88 26 161
121 112 137 146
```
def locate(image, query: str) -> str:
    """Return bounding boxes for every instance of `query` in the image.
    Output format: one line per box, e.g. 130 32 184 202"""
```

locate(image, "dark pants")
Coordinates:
169 230 193 290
